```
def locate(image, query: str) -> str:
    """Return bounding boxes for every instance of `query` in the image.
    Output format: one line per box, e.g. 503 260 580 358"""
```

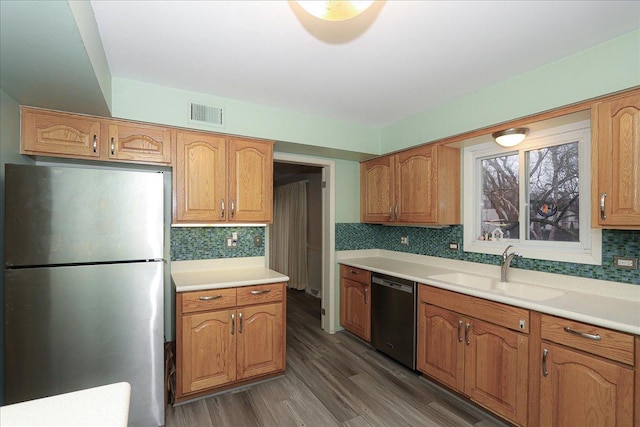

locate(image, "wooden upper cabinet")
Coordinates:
21 108 101 158
593 90 640 229
360 156 394 223
227 138 274 222
360 144 460 225
107 121 171 164
174 131 227 223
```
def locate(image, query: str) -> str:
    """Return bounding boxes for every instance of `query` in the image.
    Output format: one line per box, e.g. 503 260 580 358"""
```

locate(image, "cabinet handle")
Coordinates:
465 322 471 345
230 199 235 218
364 287 368 304
563 326 601 341
239 312 243 333
457 320 463 342
110 137 115 155
221 199 225 218
349 269 359 275
231 313 235 335
394 204 399 220
542 348 548 377
389 206 393 219
600 192 607 220
198 294 222 301
250 289 271 295
92 135 97 153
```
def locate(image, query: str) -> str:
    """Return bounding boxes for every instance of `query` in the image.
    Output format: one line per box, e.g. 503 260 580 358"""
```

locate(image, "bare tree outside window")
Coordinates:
481 154 519 239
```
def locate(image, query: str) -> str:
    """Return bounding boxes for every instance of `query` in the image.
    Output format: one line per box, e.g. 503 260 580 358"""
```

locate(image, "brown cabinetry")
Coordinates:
339 265 371 342
175 283 286 402
538 314 635 426
360 144 460 224
417 285 529 426
592 90 640 229
173 132 273 224
21 107 172 165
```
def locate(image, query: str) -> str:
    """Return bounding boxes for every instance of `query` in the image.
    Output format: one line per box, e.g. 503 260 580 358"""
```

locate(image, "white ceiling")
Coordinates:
90 0 640 128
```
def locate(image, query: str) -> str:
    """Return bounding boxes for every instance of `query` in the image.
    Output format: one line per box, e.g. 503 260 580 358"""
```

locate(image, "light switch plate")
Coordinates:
613 256 638 270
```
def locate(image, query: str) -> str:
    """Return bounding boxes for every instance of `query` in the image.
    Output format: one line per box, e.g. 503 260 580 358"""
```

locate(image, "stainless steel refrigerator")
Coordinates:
4 164 165 426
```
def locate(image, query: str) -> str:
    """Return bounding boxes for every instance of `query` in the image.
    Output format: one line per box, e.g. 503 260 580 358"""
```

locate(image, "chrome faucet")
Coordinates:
500 245 522 283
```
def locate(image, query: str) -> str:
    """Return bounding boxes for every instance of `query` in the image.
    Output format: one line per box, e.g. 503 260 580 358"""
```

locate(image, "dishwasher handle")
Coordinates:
371 277 414 294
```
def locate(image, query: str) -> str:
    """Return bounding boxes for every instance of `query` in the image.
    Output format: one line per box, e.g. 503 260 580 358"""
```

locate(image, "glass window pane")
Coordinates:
481 154 519 240
527 142 579 242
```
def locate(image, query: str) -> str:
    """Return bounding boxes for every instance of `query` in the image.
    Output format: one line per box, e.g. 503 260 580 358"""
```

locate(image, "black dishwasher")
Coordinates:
371 273 417 370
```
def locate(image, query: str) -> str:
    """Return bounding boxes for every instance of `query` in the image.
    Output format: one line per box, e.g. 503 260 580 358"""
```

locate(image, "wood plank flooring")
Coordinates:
166 289 510 427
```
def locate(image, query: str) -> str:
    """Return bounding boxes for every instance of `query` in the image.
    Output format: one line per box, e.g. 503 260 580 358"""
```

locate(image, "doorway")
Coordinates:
268 153 336 333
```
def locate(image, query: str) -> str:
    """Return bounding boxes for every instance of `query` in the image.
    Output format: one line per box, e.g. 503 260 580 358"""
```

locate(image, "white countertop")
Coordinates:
172 257 289 292
338 250 640 335
0 382 131 427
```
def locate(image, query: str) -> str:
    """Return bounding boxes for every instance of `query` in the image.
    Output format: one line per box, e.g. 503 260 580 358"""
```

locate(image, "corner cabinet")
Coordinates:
173 132 273 224
417 285 529 426
361 144 460 225
175 283 286 403
592 90 640 229
21 107 172 165
538 314 635 427
339 265 371 342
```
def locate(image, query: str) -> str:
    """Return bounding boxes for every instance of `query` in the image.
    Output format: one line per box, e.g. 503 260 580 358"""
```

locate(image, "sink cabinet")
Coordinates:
173 131 274 224
537 314 635 426
21 107 172 165
417 285 530 426
175 283 286 402
360 144 460 225
592 89 640 229
339 265 371 342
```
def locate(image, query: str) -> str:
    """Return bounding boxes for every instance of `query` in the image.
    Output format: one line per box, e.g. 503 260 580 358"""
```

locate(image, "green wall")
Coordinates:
381 30 640 153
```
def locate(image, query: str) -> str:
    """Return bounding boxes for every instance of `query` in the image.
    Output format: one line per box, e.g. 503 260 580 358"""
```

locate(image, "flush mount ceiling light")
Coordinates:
492 127 530 147
296 1 375 21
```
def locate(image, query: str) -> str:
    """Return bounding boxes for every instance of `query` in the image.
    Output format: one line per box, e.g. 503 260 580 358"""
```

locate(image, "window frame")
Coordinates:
463 120 602 265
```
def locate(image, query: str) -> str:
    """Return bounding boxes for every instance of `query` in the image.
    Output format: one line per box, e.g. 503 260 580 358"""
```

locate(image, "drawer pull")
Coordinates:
198 294 222 301
250 289 271 295
92 135 97 153
563 326 601 341
110 137 115 155
231 313 235 335
349 269 359 275
542 348 548 377
457 320 463 343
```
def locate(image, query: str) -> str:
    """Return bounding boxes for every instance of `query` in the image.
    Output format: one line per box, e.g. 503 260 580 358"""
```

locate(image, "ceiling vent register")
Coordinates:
188 102 224 128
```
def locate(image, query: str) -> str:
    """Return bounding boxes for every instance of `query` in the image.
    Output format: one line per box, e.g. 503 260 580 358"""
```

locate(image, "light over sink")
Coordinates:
428 272 565 301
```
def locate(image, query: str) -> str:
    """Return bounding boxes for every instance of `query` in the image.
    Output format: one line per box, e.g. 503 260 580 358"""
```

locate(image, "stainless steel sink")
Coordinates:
428 272 565 301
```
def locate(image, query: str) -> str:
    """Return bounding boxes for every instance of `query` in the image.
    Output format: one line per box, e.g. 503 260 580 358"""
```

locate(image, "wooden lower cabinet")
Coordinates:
176 283 286 402
339 265 371 342
417 285 529 426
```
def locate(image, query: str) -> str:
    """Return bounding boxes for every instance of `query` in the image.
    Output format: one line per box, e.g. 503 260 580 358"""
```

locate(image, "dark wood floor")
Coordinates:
166 289 509 426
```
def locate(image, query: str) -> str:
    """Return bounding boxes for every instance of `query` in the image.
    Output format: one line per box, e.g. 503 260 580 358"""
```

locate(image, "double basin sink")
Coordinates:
427 272 565 302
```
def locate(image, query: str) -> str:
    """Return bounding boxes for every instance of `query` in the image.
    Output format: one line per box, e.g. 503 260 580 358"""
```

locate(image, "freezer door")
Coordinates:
4 164 163 267
4 262 164 426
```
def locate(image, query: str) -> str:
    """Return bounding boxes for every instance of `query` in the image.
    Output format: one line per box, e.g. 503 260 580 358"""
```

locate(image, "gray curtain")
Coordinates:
270 181 308 290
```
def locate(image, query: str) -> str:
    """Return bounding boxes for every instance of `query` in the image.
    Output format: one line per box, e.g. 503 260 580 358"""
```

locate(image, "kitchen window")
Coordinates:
463 120 602 264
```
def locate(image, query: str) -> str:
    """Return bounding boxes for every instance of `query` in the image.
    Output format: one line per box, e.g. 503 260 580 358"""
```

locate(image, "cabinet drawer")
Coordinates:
541 314 635 365
181 288 237 314
340 264 371 284
237 283 285 306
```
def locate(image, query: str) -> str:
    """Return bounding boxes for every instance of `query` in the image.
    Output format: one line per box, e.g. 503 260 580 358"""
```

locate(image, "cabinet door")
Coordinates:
417 303 465 392
360 156 394 223
174 131 227 222
227 138 273 223
595 92 640 228
464 318 528 426
182 309 236 394
540 342 634 427
21 108 101 158
395 145 437 223
236 302 284 380
107 122 171 164
340 278 371 341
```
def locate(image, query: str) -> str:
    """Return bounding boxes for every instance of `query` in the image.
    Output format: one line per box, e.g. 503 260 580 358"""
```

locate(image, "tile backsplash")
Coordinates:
336 224 640 285
171 226 265 261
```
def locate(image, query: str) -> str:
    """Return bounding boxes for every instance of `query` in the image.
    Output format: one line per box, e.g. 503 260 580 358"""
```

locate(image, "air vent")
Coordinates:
188 101 224 128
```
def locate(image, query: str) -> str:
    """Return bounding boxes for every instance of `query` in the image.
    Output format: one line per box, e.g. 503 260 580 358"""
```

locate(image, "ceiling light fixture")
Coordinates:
492 127 530 147
295 1 375 21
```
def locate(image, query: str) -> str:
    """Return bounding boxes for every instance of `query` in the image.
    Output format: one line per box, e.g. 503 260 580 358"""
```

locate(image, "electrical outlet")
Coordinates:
449 242 459 250
613 256 638 270
400 236 409 245
253 235 263 247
